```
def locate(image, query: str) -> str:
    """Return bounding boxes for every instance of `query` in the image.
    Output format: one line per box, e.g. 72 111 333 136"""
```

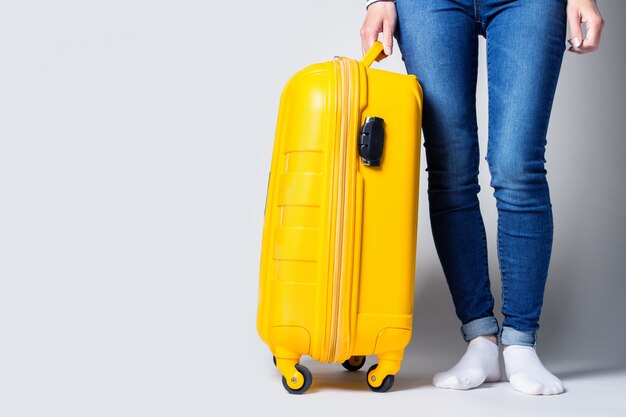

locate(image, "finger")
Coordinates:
579 15 604 53
365 33 378 56
382 19 394 55
566 5 583 52
568 46 584 55
360 25 369 56
360 25 367 55
360 25 379 56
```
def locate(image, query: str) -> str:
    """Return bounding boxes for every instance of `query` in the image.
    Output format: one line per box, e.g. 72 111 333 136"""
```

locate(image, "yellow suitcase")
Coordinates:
257 41 423 393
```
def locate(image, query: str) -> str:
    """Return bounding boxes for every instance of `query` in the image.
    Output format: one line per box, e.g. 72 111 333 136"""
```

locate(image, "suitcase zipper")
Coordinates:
328 57 352 362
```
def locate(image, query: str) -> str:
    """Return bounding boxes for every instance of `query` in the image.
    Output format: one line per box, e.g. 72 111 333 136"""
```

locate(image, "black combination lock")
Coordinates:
358 116 385 167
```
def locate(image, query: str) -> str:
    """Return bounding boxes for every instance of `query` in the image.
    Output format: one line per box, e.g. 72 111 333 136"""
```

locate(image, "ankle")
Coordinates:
502 343 533 351
473 334 498 346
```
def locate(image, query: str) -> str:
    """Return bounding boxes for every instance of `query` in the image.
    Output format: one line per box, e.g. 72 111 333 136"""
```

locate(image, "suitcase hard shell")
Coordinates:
257 42 423 393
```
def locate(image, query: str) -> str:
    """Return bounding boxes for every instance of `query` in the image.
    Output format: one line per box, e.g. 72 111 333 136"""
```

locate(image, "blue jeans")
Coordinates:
395 0 566 346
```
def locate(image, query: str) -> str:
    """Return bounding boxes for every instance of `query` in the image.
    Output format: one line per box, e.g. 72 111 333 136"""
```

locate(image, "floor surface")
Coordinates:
244 350 626 417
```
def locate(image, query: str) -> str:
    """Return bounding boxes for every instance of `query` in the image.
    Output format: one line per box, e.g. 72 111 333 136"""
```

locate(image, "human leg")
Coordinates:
395 0 500 390
396 0 497 343
482 0 567 395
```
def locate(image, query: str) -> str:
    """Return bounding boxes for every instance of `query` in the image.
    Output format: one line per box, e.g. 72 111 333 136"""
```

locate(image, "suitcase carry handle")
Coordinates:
361 41 387 68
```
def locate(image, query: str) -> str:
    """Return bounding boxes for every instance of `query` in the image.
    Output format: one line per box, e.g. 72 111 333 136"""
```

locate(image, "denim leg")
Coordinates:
396 0 496 334
481 0 567 347
461 316 500 343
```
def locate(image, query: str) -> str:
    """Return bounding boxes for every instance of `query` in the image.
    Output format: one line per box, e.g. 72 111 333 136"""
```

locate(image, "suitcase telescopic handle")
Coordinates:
361 41 387 68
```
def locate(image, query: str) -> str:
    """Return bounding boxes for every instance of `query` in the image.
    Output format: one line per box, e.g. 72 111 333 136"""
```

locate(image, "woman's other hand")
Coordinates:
360 1 397 56
567 0 605 53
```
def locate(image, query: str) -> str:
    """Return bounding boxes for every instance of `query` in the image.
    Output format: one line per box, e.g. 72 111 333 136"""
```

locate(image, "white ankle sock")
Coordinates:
433 337 501 390
503 345 564 395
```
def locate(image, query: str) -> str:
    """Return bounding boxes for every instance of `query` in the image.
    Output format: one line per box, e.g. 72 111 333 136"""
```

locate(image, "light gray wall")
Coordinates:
0 1 623 415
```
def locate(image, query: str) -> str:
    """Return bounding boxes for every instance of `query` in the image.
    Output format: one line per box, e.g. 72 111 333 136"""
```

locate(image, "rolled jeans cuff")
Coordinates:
500 326 537 347
460 316 500 342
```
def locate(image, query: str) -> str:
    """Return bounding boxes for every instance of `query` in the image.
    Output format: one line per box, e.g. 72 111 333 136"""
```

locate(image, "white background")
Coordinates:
0 1 624 416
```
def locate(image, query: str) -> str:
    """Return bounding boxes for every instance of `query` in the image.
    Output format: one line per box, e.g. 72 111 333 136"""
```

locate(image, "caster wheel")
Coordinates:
282 364 313 394
366 364 394 393
342 356 366 372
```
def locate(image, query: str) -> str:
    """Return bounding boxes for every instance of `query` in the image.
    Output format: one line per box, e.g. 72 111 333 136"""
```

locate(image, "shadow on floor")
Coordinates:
294 357 432 393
